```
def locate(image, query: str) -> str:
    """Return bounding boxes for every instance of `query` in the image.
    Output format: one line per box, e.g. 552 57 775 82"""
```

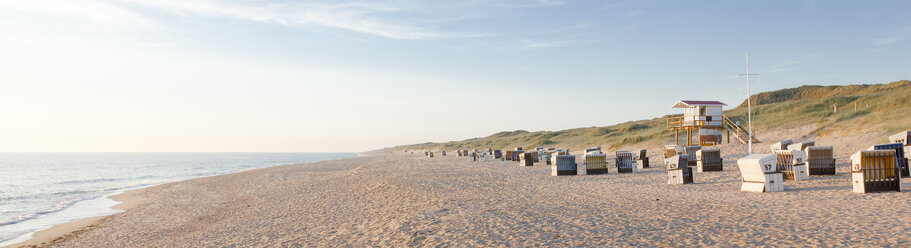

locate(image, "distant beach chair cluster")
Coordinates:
406 129 910 195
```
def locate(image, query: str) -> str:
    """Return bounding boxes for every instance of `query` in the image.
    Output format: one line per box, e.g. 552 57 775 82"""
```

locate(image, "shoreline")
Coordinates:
1 188 146 248
2 154 364 248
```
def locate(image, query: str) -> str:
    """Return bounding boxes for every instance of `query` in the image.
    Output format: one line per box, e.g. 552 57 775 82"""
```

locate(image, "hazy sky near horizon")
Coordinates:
1 0 909 152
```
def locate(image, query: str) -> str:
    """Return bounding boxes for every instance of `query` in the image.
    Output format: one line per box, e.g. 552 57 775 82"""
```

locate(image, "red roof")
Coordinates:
671 100 727 108
680 100 726 105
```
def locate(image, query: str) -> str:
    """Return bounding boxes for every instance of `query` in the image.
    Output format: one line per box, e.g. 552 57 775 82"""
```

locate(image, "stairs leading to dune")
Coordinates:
722 115 759 144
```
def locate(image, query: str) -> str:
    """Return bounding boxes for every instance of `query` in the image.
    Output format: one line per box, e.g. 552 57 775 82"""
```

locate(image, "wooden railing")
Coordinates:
666 116 722 129
722 115 759 144
667 115 760 145
667 116 684 130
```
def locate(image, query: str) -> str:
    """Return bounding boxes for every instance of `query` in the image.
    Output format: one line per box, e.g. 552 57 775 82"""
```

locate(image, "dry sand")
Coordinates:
10 131 911 247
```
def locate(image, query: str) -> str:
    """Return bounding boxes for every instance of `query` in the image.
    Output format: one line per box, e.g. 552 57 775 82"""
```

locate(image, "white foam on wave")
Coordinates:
0 191 126 247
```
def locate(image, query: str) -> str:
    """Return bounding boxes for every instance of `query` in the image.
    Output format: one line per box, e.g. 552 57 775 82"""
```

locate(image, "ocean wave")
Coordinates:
0 189 96 202
55 177 125 185
1 179 171 226
0 194 97 226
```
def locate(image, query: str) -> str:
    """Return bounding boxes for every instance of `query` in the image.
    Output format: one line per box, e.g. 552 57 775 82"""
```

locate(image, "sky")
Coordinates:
0 0 908 152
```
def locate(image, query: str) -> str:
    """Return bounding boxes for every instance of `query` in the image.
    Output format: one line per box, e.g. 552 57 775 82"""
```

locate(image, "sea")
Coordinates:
0 152 357 246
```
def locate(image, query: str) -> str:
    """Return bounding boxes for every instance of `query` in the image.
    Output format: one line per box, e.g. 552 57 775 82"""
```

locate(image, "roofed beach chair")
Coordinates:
519 151 534 166
441 150 446 156
684 145 701 167
664 145 682 158
738 154 784 192
774 149 808 181
543 150 555 165
638 149 649 169
493 149 502 159
805 146 836 175
696 148 723 172
585 147 601 154
868 143 909 178
615 151 637 173
583 151 608 174
552 155 577 176
889 131 910 145
770 139 792 151
787 141 815 151
666 155 693 184
851 150 901 193
511 150 523 161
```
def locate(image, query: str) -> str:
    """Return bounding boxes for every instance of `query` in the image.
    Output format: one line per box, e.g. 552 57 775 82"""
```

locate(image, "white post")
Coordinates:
738 54 759 155
746 54 753 155
834 103 837 113
854 102 857 112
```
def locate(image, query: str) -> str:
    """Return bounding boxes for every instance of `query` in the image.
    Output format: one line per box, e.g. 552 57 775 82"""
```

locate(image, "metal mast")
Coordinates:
739 54 759 155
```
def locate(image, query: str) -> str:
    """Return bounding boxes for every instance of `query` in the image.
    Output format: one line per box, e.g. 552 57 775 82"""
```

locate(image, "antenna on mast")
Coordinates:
738 54 759 155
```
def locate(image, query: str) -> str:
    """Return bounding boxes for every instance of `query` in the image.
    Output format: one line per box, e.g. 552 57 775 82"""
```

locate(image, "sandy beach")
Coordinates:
8 129 911 247
4 1 909 247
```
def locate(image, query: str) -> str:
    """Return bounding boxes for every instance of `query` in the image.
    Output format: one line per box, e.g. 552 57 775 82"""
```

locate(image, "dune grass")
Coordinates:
393 80 911 151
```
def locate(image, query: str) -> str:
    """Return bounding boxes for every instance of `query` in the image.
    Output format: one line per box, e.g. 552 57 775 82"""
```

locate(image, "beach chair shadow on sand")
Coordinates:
787 185 853 192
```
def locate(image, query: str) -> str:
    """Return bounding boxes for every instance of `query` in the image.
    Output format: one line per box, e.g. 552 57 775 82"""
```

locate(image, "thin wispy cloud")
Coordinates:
804 0 817 9
761 55 818 74
120 0 477 40
598 3 621 10
764 60 802 73
871 37 903 46
537 0 566 6
623 11 643 18
0 0 159 31
525 21 591 36
868 26 910 46
0 0 480 40
522 39 599 49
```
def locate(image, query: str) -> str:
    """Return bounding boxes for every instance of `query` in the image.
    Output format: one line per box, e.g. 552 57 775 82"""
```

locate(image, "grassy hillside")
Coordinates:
392 80 911 151
724 80 911 135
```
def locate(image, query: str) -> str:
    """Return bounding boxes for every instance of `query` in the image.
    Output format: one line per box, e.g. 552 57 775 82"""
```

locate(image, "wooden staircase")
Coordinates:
722 115 759 144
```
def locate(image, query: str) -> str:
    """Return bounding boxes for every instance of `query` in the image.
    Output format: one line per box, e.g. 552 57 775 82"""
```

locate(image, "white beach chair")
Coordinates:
552 155 577 176
666 155 693 185
737 154 784 192
805 146 836 175
851 150 901 193
773 150 808 181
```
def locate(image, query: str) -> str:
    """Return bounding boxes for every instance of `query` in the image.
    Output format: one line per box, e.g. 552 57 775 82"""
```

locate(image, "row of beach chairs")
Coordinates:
736 140 832 192
736 131 910 193
547 147 649 176
414 131 909 194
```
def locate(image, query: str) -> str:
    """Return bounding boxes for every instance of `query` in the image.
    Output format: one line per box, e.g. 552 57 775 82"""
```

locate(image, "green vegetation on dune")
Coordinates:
394 80 911 151
725 80 911 135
